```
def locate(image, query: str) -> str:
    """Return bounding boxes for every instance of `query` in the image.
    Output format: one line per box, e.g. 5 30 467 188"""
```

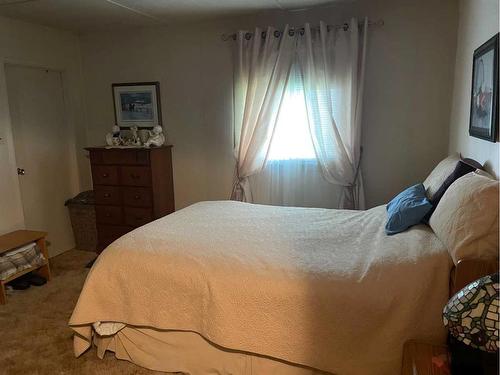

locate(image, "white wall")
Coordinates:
0 0 466 243
448 0 499 177
265 0 459 206
0 16 86 235
80 22 239 208
78 0 458 209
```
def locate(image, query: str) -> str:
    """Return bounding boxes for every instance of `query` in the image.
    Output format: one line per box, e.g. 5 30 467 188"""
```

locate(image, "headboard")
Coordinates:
450 258 499 297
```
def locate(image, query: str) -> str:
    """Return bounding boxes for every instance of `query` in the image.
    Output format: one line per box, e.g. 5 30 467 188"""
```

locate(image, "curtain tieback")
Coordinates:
231 169 247 201
350 146 364 187
232 176 245 190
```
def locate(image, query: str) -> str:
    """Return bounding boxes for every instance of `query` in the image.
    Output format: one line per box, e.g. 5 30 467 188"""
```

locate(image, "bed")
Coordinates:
70 201 455 375
69 160 498 375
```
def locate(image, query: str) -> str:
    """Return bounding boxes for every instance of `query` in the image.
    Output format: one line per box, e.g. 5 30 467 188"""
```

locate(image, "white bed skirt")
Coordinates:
94 326 330 375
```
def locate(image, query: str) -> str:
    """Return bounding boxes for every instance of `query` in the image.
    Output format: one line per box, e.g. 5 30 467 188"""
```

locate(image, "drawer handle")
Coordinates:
104 193 111 198
105 213 111 217
130 174 140 179
102 173 109 178
134 195 140 200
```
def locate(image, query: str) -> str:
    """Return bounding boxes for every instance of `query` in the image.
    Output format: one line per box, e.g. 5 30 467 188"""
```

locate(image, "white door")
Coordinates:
6 65 75 257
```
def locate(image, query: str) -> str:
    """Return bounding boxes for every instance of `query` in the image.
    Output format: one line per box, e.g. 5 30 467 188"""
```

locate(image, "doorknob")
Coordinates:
17 168 25 175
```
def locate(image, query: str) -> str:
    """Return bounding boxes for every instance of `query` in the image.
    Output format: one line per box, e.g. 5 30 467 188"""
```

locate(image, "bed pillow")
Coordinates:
475 169 495 179
423 158 483 222
423 153 460 200
385 184 432 235
429 171 499 264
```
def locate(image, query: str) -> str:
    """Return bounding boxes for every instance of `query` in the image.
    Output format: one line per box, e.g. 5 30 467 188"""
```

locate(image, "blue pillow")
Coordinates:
385 183 432 235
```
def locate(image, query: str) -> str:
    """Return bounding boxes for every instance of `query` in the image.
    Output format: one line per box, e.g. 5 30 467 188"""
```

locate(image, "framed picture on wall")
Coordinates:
469 33 498 142
112 82 162 128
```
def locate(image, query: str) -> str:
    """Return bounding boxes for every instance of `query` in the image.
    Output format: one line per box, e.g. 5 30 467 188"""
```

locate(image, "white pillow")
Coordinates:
475 169 495 179
423 153 460 200
429 171 499 264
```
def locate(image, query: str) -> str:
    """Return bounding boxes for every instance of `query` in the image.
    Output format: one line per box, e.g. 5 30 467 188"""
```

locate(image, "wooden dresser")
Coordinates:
86 146 174 252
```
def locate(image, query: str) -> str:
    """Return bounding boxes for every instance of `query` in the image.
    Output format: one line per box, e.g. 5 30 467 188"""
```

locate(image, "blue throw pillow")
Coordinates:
385 183 432 235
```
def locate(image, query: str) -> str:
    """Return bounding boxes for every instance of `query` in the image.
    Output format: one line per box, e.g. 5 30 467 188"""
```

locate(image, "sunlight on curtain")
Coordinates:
250 158 342 208
298 19 368 209
230 26 297 202
267 65 315 161
251 64 342 208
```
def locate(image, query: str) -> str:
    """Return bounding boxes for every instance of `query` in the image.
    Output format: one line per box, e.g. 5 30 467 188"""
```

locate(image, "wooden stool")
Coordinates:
0 230 51 305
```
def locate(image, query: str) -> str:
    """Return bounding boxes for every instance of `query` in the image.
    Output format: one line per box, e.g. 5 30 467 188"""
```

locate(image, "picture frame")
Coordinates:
112 82 162 129
469 33 499 142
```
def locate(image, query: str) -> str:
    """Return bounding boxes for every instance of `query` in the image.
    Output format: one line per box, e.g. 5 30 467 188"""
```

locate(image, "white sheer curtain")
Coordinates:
298 18 368 209
250 63 342 208
232 19 368 209
231 26 296 202
250 159 342 208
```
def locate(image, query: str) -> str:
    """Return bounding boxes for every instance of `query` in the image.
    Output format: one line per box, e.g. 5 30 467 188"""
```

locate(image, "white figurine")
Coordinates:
145 125 166 147
105 125 122 146
129 125 142 146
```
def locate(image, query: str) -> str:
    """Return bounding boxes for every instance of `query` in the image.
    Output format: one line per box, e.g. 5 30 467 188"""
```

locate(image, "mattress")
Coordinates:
70 201 452 374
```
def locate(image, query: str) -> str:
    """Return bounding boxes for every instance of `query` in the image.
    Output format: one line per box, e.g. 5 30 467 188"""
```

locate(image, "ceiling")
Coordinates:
0 0 340 33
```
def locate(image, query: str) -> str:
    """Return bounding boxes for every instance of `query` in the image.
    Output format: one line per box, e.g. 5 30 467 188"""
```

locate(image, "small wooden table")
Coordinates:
402 340 450 375
0 230 51 305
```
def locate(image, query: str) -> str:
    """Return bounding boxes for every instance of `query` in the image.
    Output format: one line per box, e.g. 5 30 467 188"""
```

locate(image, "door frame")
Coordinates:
0 58 82 246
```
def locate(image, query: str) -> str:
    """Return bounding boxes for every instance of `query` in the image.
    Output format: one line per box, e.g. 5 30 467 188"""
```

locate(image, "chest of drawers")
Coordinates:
86 146 175 252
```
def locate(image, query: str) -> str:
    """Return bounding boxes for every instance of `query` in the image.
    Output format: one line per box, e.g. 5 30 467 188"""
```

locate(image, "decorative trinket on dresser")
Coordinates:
104 124 166 148
105 125 123 146
128 125 142 147
144 125 166 147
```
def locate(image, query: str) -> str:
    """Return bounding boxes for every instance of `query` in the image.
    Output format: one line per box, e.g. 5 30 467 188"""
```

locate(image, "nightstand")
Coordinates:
402 340 450 375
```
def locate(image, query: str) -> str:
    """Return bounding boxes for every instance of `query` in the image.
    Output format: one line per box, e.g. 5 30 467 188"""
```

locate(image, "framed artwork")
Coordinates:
469 33 498 142
112 82 162 128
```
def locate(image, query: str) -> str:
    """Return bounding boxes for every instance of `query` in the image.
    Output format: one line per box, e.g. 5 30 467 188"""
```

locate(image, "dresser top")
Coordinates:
85 145 173 151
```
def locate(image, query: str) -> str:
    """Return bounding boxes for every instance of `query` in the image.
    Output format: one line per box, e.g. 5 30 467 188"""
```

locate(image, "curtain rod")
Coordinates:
221 19 384 41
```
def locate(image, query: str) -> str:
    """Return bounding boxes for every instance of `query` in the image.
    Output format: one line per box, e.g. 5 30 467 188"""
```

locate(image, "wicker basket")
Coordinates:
65 191 97 252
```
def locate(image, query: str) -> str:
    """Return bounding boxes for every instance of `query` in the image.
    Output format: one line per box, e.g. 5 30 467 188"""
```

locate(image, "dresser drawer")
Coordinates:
95 186 121 205
92 166 119 185
120 166 151 186
124 207 153 227
95 205 123 225
123 187 152 207
90 149 150 165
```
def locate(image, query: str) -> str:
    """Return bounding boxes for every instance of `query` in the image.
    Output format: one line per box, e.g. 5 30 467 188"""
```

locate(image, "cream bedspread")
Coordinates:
69 201 452 375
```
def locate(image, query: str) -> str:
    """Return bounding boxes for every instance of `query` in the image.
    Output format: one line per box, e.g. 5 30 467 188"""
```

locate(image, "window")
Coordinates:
267 65 316 161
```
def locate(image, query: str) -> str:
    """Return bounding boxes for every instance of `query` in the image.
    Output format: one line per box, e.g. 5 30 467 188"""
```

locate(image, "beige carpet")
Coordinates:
0 250 164 374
